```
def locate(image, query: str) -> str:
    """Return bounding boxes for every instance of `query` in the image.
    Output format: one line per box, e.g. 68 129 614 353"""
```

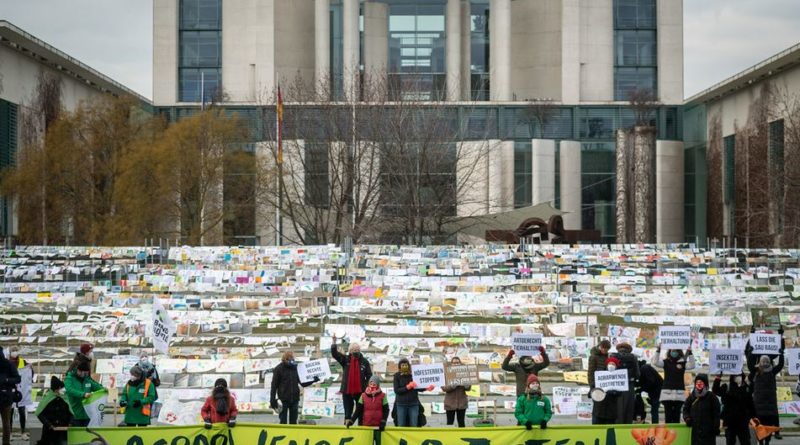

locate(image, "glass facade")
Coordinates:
388 1 447 100
470 0 490 100
179 0 222 103
514 141 532 208
613 0 657 100
581 142 616 243
0 99 17 238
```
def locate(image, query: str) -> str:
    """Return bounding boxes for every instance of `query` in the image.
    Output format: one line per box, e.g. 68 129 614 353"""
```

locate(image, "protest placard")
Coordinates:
297 359 332 383
444 364 479 386
709 349 744 375
411 363 446 387
152 298 176 354
594 370 629 392
658 326 691 349
786 349 800 375
511 333 543 356
749 333 782 355
751 308 781 329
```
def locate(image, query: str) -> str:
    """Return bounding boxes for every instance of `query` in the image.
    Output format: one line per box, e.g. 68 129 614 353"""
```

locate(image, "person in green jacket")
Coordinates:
119 365 157 427
514 374 553 430
64 361 104 427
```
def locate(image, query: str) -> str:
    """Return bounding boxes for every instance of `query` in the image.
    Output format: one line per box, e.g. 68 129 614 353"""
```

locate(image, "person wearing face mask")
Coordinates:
270 351 318 424
610 343 640 424
745 327 784 445
514 374 552 431
66 344 94 374
119 364 157 427
349 375 389 444
0 346 21 445
441 357 471 428
64 361 104 427
331 335 372 425
393 358 434 427
201 378 237 429
652 344 695 424
713 373 754 445
638 358 663 424
682 374 721 445
588 340 612 425
7 347 32 441
502 344 550 398
137 357 160 388
35 377 72 445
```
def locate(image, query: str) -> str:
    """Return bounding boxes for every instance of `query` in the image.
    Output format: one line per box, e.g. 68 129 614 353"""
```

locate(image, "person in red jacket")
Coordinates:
201 378 237 429
349 376 389 429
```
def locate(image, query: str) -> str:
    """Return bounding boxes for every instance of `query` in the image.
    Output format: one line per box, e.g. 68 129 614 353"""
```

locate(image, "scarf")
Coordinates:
693 387 708 398
365 386 381 396
35 390 73 417
346 354 362 395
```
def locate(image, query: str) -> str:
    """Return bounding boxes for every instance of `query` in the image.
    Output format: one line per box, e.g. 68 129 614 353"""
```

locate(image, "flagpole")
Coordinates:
276 87 283 246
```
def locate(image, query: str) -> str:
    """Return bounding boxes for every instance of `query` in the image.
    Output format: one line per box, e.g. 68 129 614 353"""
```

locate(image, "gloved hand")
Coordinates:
345 419 353 428
379 421 386 431
204 419 212 429
313 376 320 383
540 421 548 429
119 400 127 408
525 421 533 430
779 325 785 335
406 382 417 390
507 349 515 358
270 400 279 410
538 346 546 355
426 385 435 391
227 418 236 428
132 400 142 408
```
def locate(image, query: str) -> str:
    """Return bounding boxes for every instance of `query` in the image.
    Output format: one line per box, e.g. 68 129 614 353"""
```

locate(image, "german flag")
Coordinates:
276 86 284 164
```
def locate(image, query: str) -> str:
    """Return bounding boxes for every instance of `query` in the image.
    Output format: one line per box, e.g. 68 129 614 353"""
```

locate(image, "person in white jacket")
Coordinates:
651 344 695 424
7 347 33 442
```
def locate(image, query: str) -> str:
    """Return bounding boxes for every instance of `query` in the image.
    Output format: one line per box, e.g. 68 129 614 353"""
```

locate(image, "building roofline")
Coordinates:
0 20 150 105
686 41 800 105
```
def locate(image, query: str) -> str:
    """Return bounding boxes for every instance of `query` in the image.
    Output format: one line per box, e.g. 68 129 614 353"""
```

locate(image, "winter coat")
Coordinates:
682 390 721 445
13 361 34 408
514 393 553 425
588 347 608 389
442 384 471 411
270 361 313 404
502 353 550 397
746 342 784 417
331 345 372 395
35 390 72 445
712 377 754 428
611 351 640 424
352 390 389 427
121 378 157 425
0 355 21 407
652 350 695 401
393 372 427 405
638 362 663 400
201 393 238 423
64 370 103 420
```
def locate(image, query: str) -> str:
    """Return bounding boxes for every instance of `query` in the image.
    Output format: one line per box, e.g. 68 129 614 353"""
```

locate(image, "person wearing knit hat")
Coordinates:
514 370 552 430
120 364 157 427
349 375 388 432
64 359 104 426
610 343 640 424
745 327 785 445
66 343 94 374
503 344 550 398
682 374 720 445
441 357 472 428
589 339 612 425
35 377 72 445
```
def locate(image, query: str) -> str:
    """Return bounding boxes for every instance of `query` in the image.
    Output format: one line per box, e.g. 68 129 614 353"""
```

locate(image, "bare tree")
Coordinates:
627 87 660 127
519 100 557 139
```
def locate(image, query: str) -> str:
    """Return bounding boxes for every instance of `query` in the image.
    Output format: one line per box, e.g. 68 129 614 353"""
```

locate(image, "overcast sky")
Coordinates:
2 0 800 101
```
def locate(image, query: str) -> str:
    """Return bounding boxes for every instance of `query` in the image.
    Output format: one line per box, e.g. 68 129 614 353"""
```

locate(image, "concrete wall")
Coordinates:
222 0 276 103
456 140 492 217
153 0 179 105
656 140 684 243
510 0 562 101
364 1 389 93
578 0 613 102
657 0 683 105
274 0 316 93
531 139 556 205
488 141 514 213
559 141 582 230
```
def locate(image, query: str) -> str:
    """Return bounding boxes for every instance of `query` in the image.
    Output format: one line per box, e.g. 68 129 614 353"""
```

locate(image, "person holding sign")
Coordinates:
201 378 237 429
682 374 721 445
503 345 550 397
514 374 553 431
441 357 471 428
119 364 158 427
270 351 319 425
610 343 640 424
392 358 434 427
331 335 372 425
745 327 785 445
713 374 754 445
588 340 613 425
64 361 104 427
652 344 695 424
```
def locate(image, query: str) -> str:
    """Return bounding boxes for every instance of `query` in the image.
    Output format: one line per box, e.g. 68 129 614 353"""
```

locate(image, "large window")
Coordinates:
613 0 656 101
305 143 331 208
179 0 222 102
388 2 447 100
514 142 532 208
0 99 17 238
470 0 490 100
769 119 785 232
581 143 616 243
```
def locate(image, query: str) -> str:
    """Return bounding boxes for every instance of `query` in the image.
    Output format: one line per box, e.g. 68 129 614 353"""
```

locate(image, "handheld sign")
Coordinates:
786 349 800 376
709 349 744 375
297 359 332 383
749 333 782 355
751 308 781 329
594 370 629 392
444 364 479 386
152 298 177 354
658 326 691 350
512 333 543 356
411 363 446 388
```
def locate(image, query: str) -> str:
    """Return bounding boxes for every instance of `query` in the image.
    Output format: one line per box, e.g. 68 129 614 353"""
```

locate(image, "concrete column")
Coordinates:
489 0 511 101
488 141 514 213
561 0 580 104
363 1 388 98
315 0 331 99
579 0 613 101
153 0 179 104
657 0 683 104
531 139 556 205
460 0 472 100
656 140 685 243
446 0 462 102
559 141 582 230
342 0 360 101
457 140 492 217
